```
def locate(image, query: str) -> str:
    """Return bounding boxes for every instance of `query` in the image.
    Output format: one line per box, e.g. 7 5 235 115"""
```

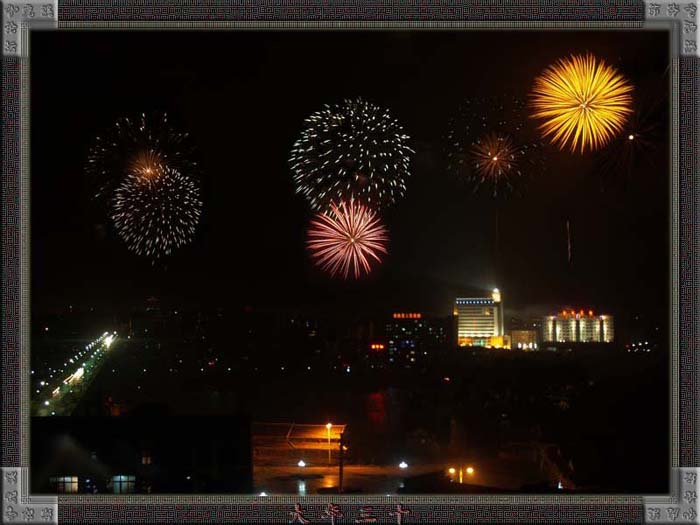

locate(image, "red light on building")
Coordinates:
392 313 422 319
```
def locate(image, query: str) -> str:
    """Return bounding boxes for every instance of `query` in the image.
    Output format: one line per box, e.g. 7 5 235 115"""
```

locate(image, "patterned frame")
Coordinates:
1 1 698 523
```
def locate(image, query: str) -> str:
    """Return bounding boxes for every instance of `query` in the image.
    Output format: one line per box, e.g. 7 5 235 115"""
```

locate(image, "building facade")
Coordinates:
542 310 614 343
32 414 253 494
385 313 447 367
511 330 538 350
455 289 507 348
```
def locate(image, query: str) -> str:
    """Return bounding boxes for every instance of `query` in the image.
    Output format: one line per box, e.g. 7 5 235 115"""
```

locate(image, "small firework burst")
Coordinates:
290 98 414 211
307 199 388 279
530 53 634 153
470 132 524 195
86 112 197 201
111 166 202 260
446 96 544 197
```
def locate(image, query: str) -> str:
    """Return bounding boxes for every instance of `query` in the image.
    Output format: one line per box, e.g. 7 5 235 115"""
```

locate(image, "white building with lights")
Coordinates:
542 309 614 343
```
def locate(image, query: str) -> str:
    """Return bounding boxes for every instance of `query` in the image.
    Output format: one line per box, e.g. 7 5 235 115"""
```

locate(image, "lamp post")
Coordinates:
326 423 332 465
338 431 345 494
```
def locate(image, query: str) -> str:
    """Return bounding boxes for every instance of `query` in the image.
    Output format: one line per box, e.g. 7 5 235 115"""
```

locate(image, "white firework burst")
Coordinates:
111 166 202 260
289 98 414 211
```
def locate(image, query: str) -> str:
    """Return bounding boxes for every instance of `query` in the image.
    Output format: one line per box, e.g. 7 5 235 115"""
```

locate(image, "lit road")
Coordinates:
31 331 118 416
254 456 555 495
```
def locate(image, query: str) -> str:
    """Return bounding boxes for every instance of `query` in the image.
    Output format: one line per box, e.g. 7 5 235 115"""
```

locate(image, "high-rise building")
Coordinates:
455 289 507 348
542 309 614 343
511 330 538 350
385 313 447 367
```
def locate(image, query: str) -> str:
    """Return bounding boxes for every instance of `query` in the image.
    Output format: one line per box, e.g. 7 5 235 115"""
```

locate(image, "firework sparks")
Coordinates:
530 53 633 153
111 166 202 260
470 132 523 196
307 199 388 279
595 91 663 185
290 98 414 211
86 113 197 201
446 97 544 197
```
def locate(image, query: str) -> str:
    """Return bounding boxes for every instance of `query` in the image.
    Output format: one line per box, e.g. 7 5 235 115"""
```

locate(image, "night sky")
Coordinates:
31 30 670 323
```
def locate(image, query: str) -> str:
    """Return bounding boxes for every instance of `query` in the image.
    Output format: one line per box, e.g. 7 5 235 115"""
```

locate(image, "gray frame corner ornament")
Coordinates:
2 0 57 57
645 0 700 56
645 468 700 523
1 468 57 524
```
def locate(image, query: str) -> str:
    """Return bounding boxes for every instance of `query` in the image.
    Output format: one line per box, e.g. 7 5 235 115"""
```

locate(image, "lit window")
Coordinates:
51 476 78 493
142 454 152 465
111 475 135 494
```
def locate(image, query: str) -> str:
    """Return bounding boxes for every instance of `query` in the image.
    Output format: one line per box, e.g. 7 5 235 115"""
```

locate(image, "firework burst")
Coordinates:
446 97 544 197
86 113 197 201
307 199 388 279
530 53 634 153
111 166 202 260
290 98 414 211
469 132 524 195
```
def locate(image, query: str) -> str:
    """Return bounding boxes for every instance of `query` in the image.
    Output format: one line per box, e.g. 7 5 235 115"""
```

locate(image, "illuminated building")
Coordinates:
32 415 253 494
542 309 614 343
386 313 447 367
455 289 506 347
511 330 538 350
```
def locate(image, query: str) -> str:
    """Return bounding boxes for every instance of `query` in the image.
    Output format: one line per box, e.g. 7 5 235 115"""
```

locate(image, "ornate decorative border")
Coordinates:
2 2 698 523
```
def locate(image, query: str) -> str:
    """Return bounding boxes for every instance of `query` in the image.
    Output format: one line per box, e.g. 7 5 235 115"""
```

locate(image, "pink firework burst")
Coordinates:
307 199 388 279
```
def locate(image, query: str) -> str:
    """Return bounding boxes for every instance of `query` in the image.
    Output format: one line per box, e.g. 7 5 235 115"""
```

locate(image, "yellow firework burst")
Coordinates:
530 54 633 153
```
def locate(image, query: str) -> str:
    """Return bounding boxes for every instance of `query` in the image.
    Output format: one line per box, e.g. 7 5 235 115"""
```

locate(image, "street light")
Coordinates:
326 423 332 465
466 467 475 475
297 460 306 468
399 461 408 469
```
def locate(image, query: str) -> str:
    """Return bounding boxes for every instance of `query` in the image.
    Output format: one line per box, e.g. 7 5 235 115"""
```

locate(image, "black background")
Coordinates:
31 30 669 325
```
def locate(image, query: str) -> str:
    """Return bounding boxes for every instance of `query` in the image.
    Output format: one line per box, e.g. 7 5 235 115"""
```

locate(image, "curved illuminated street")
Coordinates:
31 332 118 417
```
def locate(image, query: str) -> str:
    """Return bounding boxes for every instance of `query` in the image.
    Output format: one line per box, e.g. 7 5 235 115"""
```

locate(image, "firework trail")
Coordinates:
566 219 572 265
111 166 202 261
446 96 545 197
530 53 634 153
307 199 388 279
290 98 414 211
86 113 198 202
